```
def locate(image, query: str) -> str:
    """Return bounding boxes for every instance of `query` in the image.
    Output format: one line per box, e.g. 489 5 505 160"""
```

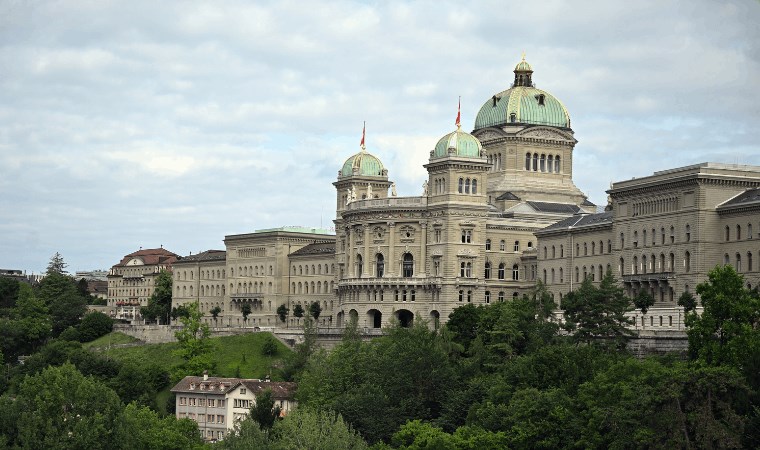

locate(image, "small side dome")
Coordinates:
340 151 386 177
432 129 483 159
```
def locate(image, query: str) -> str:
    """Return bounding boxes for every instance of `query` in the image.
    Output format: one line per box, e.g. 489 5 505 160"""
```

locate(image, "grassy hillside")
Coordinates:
82 331 139 349
93 332 292 380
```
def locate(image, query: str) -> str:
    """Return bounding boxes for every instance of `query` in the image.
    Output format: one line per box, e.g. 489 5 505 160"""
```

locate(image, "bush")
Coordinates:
262 335 278 356
78 311 113 342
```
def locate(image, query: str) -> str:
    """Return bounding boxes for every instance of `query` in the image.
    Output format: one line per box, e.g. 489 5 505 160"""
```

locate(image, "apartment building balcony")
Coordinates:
622 272 676 284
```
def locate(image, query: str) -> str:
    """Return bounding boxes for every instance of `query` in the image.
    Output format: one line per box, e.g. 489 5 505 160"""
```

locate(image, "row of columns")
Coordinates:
346 221 428 278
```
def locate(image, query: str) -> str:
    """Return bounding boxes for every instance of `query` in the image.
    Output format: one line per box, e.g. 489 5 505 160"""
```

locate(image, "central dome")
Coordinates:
340 150 385 177
474 57 570 130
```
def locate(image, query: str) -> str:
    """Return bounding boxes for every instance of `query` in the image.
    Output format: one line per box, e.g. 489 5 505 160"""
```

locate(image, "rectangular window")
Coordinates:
240 388 246 395
218 415 225 424
180 397 187 406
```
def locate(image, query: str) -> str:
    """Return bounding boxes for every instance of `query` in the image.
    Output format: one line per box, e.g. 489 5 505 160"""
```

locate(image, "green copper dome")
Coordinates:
432 128 483 159
340 150 385 177
474 57 570 130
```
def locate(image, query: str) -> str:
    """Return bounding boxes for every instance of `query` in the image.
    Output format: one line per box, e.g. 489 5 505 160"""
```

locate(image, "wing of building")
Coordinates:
106 56 760 332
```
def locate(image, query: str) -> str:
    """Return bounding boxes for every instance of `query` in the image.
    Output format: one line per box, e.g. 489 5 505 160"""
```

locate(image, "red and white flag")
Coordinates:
455 97 461 128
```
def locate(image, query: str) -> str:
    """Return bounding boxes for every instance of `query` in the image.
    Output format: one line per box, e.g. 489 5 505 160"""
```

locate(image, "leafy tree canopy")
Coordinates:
141 270 173 324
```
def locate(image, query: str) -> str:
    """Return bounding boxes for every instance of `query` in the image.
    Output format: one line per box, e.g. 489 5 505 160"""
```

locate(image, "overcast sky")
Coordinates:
1 0 759 274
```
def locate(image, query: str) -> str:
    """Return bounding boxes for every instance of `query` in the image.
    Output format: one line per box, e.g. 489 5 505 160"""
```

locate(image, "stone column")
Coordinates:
419 221 427 277
346 226 353 278
363 224 371 277
387 222 396 277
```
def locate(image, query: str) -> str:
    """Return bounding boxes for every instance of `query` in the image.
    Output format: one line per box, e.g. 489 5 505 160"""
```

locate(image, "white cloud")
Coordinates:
1 0 759 272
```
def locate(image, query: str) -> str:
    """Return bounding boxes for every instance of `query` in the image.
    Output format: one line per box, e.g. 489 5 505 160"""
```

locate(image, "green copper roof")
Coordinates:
514 60 532 72
340 151 385 177
474 86 570 130
432 129 483 159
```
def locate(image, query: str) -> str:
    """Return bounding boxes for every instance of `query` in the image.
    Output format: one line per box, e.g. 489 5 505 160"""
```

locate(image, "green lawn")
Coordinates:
100 332 292 381
83 331 139 349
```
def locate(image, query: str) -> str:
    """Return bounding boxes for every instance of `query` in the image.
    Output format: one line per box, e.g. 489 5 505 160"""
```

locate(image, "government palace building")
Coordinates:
108 57 760 332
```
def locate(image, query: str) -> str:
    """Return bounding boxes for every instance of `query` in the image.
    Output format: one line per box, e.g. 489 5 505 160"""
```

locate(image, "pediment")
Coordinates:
517 127 575 142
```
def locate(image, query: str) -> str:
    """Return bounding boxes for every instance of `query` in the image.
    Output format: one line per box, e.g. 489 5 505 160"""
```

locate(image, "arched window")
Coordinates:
560 245 564 257
376 254 385 277
500 240 506 251
543 269 547 283
356 254 363 277
598 265 603 280
748 252 753 271
670 226 675 243
737 225 742 240
525 153 531 170
633 231 638 248
724 253 730 265
643 230 647 247
559 267 564 282
514 240 520 252
749 223 753 239
575 267 579 282
540 154 546 172
466 262 472 277
485 239 491 251
685 251 691 272
498 291 505 302
458 290 463 302
484 262 491 279
485 291 491 303
498 263 505 280
533 153 538 171
543 246 548 259
472 179 477 194
402 254 414 278
512 264 519 280
619 258 625 275
551 268 555 283
554 156 560 173
583 266 588 280
460 262 466 277
685 224 691 242
464 178 470 194
633 256 639 275
547 155 553 171
458 178 464 193
736 253 742 272
552 246 556 258
584 242 588 255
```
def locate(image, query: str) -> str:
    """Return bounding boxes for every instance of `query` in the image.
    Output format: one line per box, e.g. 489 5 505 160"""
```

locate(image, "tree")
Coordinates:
171 302 213 382
38 271 87 336
217 417 271 450
309 301 322 321
271 407 368 450
633 290 655 316
561 272 633 347
12 363 123 449
293 304 304 318
141 270 172 324
171 304 190 321
276 304 288 323
250 389 280 429
210 306 222 326
686 265 760 372
78 311 113 342
241 303 252 326
0 283 51 360
678 291 698 314
77 278 89 297
115 403 204 450
46 251 68 275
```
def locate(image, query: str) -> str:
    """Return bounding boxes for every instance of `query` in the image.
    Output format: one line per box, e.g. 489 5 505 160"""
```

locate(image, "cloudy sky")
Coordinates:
1 0 759 274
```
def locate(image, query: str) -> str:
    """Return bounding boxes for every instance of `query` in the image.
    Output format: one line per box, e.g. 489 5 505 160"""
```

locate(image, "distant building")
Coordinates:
171 374 297 442
536 163 760 330
107 247 178 322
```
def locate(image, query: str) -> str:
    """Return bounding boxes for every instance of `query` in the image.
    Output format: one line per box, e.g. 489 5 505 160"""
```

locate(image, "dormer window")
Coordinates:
189 383 195 390
537 94 545 106
510 113 516 123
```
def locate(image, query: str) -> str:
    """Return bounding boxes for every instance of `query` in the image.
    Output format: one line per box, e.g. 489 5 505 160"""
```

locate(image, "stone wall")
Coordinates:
113 324 252 344
626 330 689 358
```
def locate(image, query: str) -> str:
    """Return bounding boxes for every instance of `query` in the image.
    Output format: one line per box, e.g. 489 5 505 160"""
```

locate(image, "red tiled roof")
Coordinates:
116 248 179 267
171 376 297 400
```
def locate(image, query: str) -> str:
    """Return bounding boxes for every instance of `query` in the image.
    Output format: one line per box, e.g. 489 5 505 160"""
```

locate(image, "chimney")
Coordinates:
203 370 208 381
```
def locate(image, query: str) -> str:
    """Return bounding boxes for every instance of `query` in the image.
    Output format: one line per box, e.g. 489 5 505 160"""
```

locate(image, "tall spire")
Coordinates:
360 121 366 151
455 97 461 129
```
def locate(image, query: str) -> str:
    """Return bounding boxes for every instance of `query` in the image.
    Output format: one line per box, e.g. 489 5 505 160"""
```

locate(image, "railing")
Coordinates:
345 196 427 211
338 277 443 287
622 272 675 283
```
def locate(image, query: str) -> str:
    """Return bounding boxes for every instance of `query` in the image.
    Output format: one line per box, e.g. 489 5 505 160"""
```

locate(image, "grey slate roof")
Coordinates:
526 201 581 214
175 250 227 263
496 191 520 201
718 188 760 210
289 242 336 257
541 211 614 231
